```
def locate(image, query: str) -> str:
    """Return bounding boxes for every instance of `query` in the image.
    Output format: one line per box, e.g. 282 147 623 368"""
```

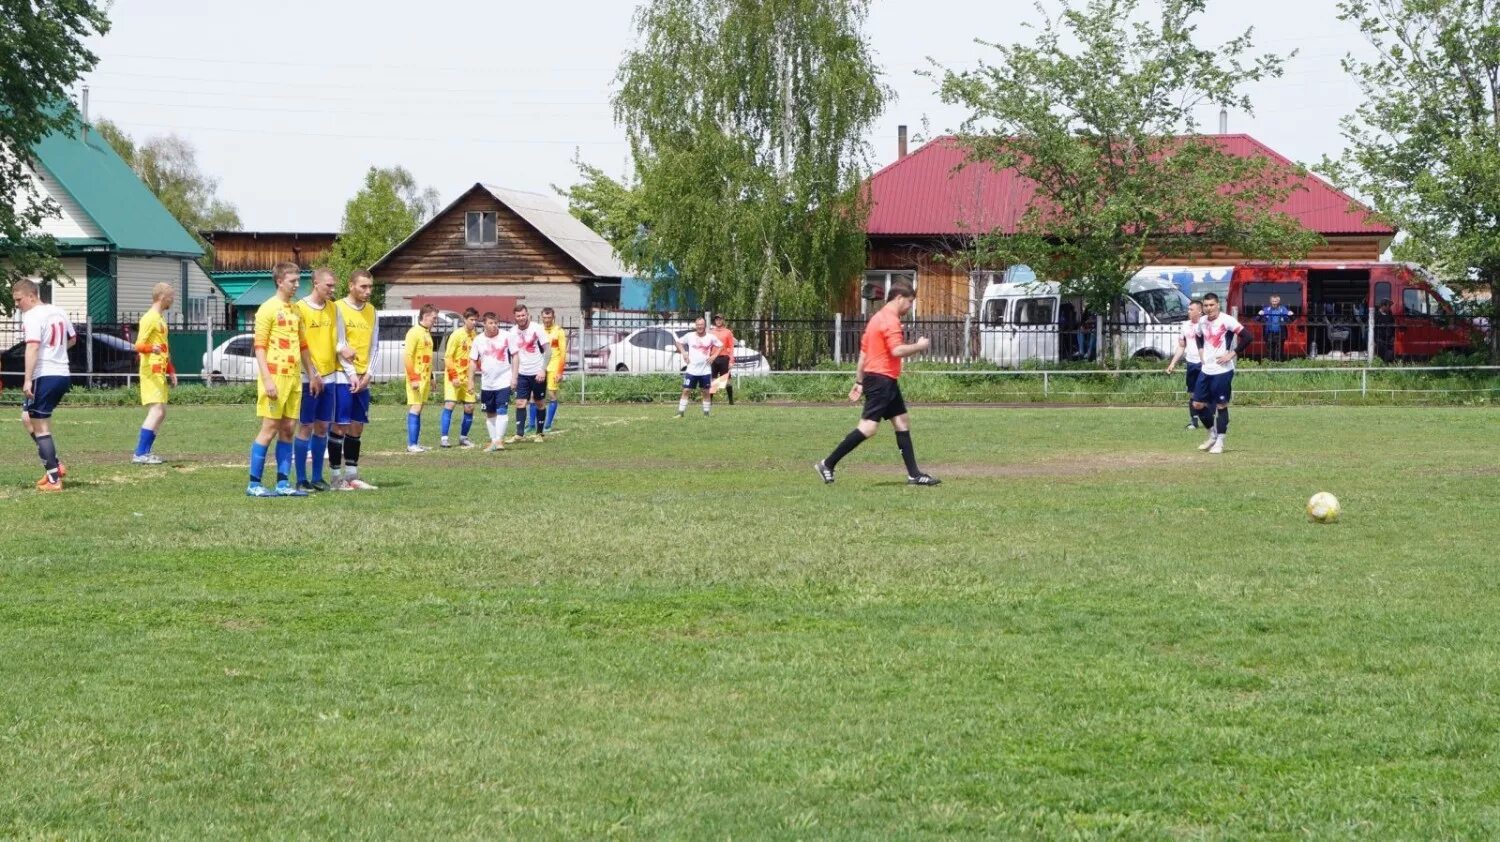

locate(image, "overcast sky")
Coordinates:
80 0 1373 231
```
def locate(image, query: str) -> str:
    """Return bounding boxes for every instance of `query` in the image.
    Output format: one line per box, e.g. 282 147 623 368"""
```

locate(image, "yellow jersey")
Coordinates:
404 324 434 383
444 327 475 382
544 324 568 373
254 296 304 378
334 298 377 377
135 308 174 377
296 297 339 378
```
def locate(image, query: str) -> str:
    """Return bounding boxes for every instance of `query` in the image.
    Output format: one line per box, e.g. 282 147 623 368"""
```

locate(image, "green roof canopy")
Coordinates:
228 275 314 307
31 111 204 258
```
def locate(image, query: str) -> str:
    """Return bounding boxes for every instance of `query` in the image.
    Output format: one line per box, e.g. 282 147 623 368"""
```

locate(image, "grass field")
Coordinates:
1 402 1497 838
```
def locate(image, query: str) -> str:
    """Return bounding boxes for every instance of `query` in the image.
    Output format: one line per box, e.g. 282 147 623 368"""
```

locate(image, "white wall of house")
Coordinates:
48 257 90 316
27 163 102 240
384 282 586 321
116 256 219 322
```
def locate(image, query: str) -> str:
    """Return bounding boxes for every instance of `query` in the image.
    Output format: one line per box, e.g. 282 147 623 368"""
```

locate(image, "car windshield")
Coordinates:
1129 286 1192 322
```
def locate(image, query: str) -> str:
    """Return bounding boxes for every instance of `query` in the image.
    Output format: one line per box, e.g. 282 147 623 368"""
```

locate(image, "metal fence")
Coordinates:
1 311 1489 394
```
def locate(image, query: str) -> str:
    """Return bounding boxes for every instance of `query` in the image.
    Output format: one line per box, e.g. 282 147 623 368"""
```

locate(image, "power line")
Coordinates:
98 118 628 146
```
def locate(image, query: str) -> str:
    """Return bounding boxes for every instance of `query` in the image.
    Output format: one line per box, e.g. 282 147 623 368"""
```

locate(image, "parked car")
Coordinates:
978 275 1191 365
202 333 258 383
205 322 521 384
586 325 772 375
1 325 138 389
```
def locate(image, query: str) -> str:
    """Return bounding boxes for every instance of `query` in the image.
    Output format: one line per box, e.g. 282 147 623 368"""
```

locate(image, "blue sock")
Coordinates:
294 437 310 483
440 407 453 437
461 411 474 438
275 440 293 483
527 403 538 434
135 427 156 457
310 434 327 482
407 412 420 447
249 441 268 484
545 400 558 431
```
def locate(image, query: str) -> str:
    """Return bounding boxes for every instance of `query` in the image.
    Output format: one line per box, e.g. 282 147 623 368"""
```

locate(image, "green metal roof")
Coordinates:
31 110 204 258
229 275 314 307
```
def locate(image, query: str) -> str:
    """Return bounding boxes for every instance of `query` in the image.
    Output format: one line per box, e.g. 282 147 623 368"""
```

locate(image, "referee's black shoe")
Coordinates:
815 460 835 484
907 473 941 487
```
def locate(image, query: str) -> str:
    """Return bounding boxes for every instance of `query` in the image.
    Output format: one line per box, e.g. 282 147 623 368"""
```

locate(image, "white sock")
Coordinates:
702 399 711 414
498 413 509 440
678 397 688 413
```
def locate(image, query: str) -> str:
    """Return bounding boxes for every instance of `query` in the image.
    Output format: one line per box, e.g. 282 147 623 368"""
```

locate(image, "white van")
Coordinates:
978 276 1191 365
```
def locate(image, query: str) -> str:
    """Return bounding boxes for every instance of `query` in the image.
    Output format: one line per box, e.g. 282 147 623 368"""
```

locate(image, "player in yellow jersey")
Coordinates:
132 283 178 464
537 306 568 435
247 262 322 497
404 304 438 453
330 269 379 490
293 268 339 492
440 307 480 448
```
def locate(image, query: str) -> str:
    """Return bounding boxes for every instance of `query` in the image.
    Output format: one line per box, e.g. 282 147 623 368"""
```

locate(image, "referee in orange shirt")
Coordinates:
710 313 736 404
815 279 939 486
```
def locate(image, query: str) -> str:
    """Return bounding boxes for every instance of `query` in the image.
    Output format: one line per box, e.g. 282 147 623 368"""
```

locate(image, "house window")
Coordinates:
861 270 918 316
465 212 497 247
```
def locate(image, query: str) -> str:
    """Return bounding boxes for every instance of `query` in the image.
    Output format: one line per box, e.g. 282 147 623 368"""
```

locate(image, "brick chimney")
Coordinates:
898 125 908 159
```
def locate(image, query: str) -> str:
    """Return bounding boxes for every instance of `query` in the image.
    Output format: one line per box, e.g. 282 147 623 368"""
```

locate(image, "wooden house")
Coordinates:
201 230 337 327
855 133 1398 317
370 184 625 321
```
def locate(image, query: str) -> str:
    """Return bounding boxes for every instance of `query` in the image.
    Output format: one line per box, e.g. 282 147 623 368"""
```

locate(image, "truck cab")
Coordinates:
978 275 1192 366
1227 262 1475 360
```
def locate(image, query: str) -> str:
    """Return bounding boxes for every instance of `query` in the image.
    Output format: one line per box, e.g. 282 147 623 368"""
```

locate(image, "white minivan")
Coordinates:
979 275 1192 366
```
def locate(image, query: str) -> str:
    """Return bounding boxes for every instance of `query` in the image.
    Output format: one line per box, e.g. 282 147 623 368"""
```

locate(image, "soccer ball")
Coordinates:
1306 492 1341 524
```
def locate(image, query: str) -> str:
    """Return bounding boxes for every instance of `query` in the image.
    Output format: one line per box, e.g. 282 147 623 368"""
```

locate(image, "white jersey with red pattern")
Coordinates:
1196 313 1243 376
23 304 75 378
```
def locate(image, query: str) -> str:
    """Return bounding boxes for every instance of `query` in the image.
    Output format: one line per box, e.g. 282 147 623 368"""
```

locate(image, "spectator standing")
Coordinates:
1256 294 1292 362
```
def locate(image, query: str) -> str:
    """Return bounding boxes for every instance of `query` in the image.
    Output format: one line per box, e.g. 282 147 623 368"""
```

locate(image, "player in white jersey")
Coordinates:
1191 293 1248 454
470 312 514 451
673 316 723 418
1164 300 1204 430
506 304 551 443
11 279 76 491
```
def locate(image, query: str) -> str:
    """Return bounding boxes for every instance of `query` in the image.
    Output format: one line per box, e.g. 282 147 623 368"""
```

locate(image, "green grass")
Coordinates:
1 403 1498 838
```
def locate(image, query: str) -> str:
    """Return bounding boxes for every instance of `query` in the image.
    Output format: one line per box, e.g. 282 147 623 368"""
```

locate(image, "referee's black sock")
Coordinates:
895 430 921 477
726 384 734 404
825 429 866 469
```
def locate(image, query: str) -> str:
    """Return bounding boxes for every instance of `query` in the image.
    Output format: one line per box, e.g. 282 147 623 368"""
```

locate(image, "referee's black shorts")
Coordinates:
710 355 731 378
860 373 907 421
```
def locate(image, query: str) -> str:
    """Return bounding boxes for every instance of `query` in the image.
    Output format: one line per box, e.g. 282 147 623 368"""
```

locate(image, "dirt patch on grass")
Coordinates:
860 451 1202 479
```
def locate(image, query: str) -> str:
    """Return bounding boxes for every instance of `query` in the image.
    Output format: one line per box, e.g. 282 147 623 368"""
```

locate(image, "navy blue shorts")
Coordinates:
682 373 712 390
1193 370 1234 405
481 388 512 415
22 375 70 419
1184 363 1201 394
516 374 545 402
333 383 370 425
300 382 337 425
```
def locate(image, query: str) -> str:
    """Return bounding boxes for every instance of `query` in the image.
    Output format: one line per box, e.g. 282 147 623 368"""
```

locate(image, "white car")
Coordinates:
203 332 427 384
585 325 772 375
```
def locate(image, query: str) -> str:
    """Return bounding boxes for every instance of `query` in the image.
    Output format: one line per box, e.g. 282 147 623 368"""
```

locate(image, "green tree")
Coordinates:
0 0 110 312
94 118 242 261
327 167 436 306
936 0 1321 357
555 161 653 276
1320 0 1500 359
611 0 890 319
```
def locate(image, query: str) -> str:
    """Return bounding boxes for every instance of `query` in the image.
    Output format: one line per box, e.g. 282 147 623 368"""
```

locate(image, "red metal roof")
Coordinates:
864 134 1395 238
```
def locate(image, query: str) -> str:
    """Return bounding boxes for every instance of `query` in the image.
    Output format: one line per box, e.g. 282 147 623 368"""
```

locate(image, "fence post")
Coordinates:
204 316 213 384
577 323 586 404
1043 371 1049 396
1367 309 1376 363
84 317 94 389
963 314 972 362
833 313 842 363
1361 368 1368 398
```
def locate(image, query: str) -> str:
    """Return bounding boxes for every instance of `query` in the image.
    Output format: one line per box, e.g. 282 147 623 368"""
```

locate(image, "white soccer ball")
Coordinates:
1306 492 1341 524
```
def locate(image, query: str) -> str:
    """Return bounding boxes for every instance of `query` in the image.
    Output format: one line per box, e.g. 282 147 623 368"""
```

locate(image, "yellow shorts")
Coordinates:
444 379 475 404
406 376 431 406
546 369 563 392
140 373 168 406
257 374 302 419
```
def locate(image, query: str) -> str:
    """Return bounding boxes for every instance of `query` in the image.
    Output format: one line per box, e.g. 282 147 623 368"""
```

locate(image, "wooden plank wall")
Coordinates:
376 187 584 285
209 233 337 272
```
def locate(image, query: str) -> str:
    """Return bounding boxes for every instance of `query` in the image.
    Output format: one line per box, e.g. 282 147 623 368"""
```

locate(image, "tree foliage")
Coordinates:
327 166 436 306
94 118 242 260
937 0 1321 323
1319 0 1500 358
611 0 890 318
555 161 653 279
0 0 110 312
